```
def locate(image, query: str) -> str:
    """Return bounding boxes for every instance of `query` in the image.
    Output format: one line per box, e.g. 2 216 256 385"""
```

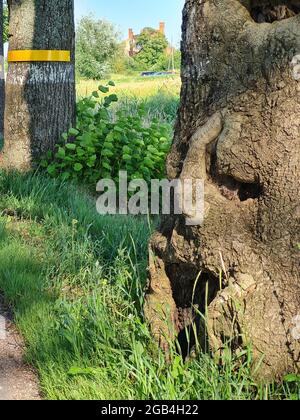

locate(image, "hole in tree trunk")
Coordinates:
215 175 262 202
238 181 263 201
209 151 263 202
250 2 300 23
165 264 220 359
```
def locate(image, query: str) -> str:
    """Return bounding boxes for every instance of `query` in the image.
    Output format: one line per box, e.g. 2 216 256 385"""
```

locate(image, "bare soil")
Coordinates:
0 297 40 400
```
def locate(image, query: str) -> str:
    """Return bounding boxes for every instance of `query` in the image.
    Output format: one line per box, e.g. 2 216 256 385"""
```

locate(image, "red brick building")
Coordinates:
125 22 166 57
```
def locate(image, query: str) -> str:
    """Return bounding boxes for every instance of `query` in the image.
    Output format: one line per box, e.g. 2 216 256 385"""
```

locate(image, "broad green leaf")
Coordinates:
62 132 68 141
98 85 109 94
102 162 112 171
65 143 76 151
108 94 118 103
61 172 71 181
102 149 114 157
68 128 80 136
47 164 57 175
283 374 300 383
123 154 132 161
74 163 83 172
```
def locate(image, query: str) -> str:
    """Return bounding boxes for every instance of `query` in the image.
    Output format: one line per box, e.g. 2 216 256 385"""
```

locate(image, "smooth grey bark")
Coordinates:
145 0 300 381
0 0 75 170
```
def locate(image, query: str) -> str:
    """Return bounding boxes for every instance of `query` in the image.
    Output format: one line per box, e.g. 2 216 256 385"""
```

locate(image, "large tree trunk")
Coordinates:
0 0 75 170
0 1 4 139
145 0 300 381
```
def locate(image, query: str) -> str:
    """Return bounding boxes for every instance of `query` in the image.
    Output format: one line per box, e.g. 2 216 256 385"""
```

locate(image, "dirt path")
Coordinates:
0 297 40 400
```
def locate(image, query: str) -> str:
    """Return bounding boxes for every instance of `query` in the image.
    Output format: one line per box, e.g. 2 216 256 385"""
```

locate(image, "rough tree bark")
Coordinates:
145 0 300 381
0 0 75 170
0 1 4 139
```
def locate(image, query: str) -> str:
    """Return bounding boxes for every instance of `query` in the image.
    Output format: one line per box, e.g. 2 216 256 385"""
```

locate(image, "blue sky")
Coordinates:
74 0 184 47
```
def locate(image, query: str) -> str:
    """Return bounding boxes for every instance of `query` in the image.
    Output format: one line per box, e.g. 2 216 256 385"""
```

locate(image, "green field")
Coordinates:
0 171 299 400
77 74 181 125
77 73 181 99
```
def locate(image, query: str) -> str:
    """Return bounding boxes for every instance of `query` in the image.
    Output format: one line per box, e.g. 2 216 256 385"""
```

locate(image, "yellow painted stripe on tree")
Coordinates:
8 50 71 62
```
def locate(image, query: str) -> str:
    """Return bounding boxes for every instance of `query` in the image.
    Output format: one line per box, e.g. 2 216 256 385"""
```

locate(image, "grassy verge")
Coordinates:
0 171 298 400
77 73 181 99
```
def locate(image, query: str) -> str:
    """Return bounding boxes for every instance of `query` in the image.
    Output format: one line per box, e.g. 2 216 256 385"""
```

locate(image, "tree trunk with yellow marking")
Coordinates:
1 0 75 170
145 0 300 381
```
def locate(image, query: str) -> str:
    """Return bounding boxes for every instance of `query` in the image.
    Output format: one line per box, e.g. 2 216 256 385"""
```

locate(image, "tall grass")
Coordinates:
77 73 180 125
0 171 299 400
112 94 179 125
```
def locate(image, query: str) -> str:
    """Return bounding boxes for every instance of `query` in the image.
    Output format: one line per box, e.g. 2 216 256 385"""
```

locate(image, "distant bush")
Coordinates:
160 49 182 72
111 43 137 75
112 54 139 75
76 16 120 80
42 84 172 187
3 4 9 43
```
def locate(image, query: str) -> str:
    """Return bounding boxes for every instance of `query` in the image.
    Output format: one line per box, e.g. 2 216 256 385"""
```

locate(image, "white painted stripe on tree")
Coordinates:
7 64 74 85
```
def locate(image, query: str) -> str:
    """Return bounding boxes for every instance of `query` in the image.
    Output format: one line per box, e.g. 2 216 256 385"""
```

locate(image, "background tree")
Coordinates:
76 16 119 80
134 27 168 70
1 0 76 170
159 48 181 72
3 2 9 43
145 0 300 381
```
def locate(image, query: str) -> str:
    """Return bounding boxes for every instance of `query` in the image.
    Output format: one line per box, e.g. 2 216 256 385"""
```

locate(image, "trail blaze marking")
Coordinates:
8 50 71 63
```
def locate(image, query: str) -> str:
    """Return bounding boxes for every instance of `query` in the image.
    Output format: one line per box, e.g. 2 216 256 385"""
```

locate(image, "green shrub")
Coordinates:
43 83 172 187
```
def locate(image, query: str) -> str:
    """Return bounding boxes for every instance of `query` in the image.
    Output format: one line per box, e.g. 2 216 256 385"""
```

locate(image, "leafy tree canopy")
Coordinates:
76 15 119 80
134 27 168 70
3 2 9 43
